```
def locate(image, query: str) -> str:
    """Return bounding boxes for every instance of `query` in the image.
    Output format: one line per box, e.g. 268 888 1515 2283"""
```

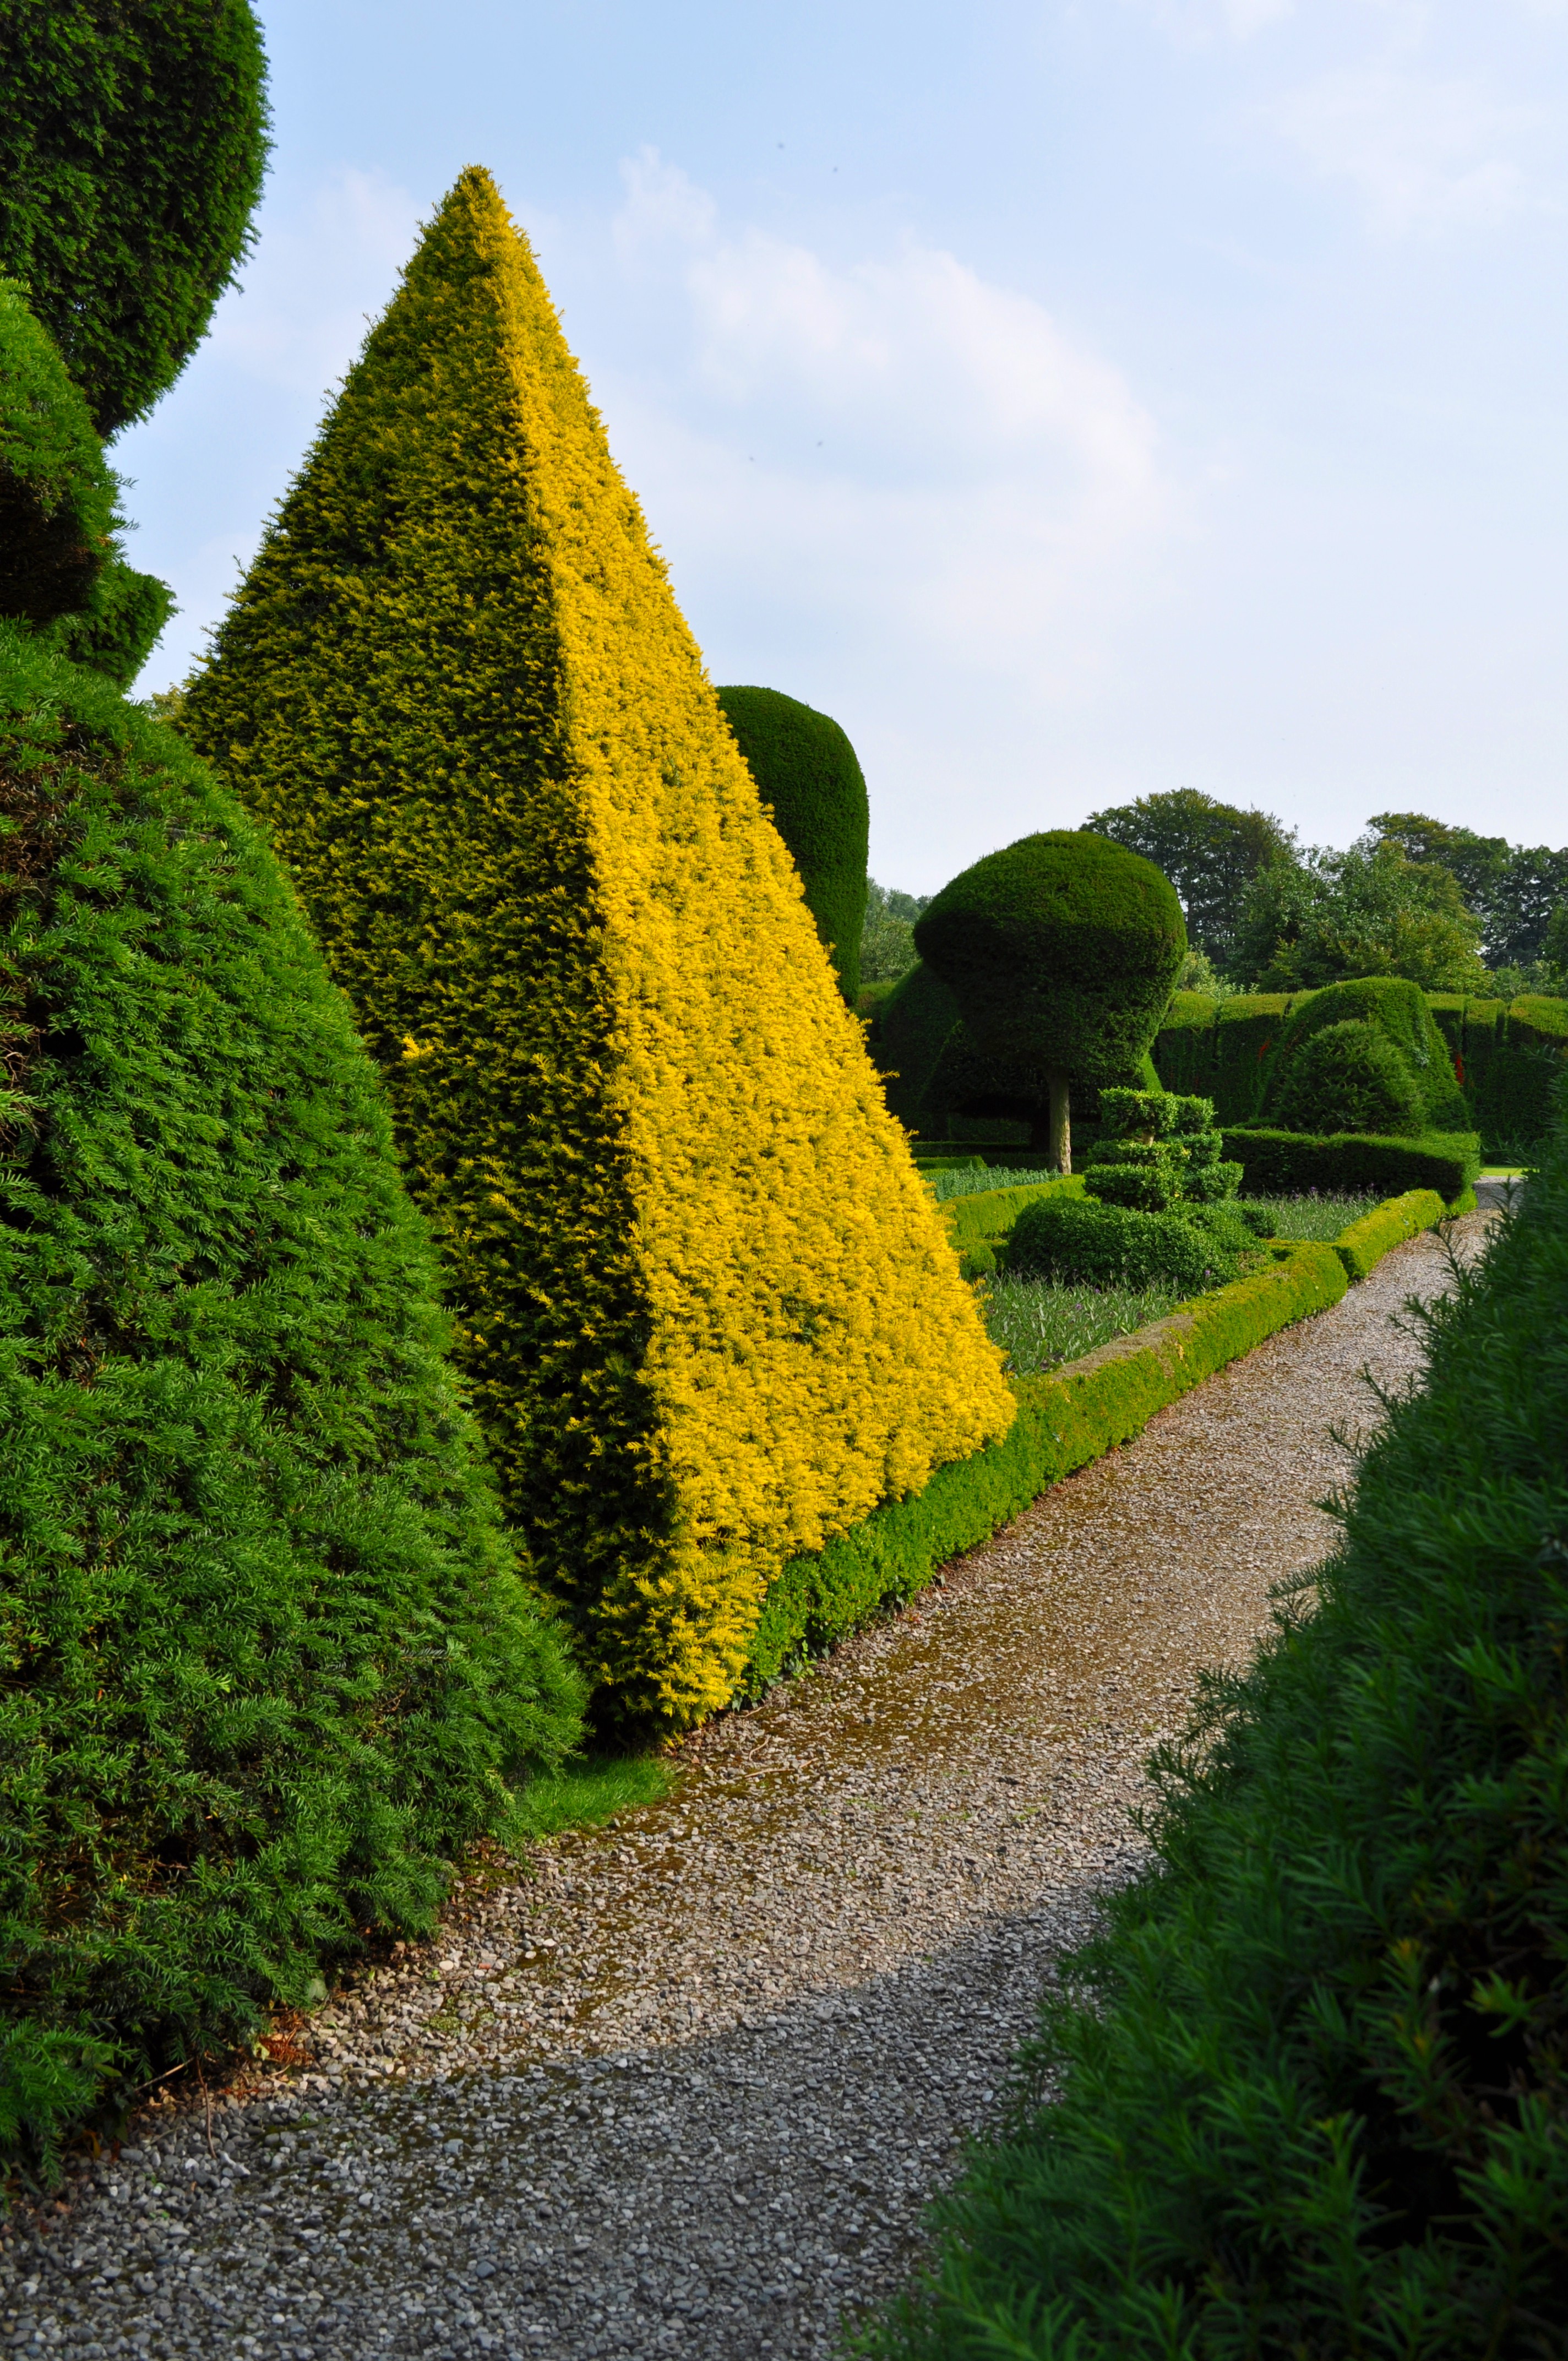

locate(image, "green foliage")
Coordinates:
0 0 270 434
46 553 173 688
1271 1016 1425 1136
860 880 930 987
1009 1195 1249 1292
939 1181 1077 1256
1087 1086 1240 1212
1331 1188 1448 1280
916 831 1186 1090
1240 1191 1376 1241
866 1116 1568 2361
716 686 869 1000
1373 808 1568 971
923 1163 1059 1202
0 629 584 2172
0 278 117 625
1233 836 1488 994
744 1239 1347 1694
1082 788 1294 965
1222 1125 1481 1203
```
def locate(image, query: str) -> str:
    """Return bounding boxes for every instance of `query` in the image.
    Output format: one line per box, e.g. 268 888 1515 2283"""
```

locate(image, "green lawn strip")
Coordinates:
507 1751 673 1840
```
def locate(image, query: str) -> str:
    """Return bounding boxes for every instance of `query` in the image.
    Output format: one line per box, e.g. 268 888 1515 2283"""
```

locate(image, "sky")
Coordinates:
116 0 1568 894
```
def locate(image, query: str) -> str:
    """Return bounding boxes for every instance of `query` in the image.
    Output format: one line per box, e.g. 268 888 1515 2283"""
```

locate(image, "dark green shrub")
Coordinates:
717 686 869 1000
1088 1086 1241 1212
866 1103 1568 2361
1266 974 1468 1131
916 831 1186 1168
1223 1125 1480 1203
0 0 270 433
1010 1195 1245 1291
1271 1015 1425 1136
0 278 117 624
0 629 584 2170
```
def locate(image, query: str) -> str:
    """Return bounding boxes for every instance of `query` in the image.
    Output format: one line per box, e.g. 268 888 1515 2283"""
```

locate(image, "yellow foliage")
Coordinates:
185 166 1013 1729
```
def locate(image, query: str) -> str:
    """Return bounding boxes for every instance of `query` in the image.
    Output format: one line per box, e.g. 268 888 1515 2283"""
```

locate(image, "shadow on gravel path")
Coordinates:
1 1220 1488 2361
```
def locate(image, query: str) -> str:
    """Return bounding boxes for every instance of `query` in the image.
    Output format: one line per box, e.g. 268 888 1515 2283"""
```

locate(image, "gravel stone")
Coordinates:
0 1223 1485 2358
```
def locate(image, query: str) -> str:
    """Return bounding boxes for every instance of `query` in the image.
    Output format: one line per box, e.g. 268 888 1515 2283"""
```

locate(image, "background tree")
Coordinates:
914 830 1186 1171
1232 837 1488 994
1082 788 1294 966
859 880 929 987
0 0 270 434
1371 810 1568 972
716 686 869 1000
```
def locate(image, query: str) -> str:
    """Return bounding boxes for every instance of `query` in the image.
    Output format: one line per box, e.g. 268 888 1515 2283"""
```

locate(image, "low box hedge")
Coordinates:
743 1239 1347 1690
1332 1187 1447 1280
939 1179 1077 1256
1222 1125 1480 1203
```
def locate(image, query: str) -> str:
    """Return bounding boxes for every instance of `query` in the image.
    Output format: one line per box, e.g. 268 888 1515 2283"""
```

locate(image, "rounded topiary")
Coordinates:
915 831 1186 1169
1009 1195 1243 1292
1271 1019 1425 1138
1266 975 1468 1132
0 0 270 433
717 686 869 1000
0 278 117 624
0 628 582 2167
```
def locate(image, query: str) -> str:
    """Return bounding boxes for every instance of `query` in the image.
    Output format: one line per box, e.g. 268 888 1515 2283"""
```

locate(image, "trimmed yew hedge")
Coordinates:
1223 1126 1479 1203
1333 1188 1448 1281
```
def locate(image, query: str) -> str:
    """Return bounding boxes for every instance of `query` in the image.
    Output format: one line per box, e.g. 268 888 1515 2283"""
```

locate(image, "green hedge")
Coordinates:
867 1106 1568 2361
1332 1187 1447 1280
743 1240 1346 1689
938 1180 1076 1254
1222 1126 1479 1202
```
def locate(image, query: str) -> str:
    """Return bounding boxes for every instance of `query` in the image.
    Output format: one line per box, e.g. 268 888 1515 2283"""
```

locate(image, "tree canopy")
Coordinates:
1081 788 1294 964
1233 837 1489 995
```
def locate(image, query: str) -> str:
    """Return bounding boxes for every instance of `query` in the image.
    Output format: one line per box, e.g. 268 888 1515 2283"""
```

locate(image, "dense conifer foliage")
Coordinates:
869 1113 1568 2360
0 0 270 433
716 685 870 1000
186 168 1011 1733
0 633 582 2169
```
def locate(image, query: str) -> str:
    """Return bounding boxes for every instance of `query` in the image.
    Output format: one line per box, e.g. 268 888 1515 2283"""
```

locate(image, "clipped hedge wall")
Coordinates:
1332 1188 1448 1280
186 168 1012 1736
1222 1126 1480 1203
744 1240 1347 1689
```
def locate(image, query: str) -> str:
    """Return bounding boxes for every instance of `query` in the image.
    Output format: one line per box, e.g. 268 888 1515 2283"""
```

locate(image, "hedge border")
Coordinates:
743 1182 1470 1694
1331 1188 1447 1280
1222 1126 1480 1201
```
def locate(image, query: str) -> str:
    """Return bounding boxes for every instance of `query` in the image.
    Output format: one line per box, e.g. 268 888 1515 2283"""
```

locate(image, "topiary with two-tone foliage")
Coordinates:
186 167 1013 1734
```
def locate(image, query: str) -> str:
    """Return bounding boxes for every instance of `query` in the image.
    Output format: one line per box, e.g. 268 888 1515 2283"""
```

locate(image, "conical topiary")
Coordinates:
186 167 1013 1732
0 626 584 2168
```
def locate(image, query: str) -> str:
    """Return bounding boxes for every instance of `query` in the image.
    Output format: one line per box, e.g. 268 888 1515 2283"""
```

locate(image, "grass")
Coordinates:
924 1162 1058 1201
509 1751 674 1841
983 1271 1182 1377
1243 1189 1379 1240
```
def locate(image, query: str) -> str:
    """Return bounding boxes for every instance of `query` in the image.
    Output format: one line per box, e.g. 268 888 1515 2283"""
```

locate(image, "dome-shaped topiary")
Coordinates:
1266 975 1468 1133
0 0 270 434
914 830 1186 1170
1271 1019 1425 1138
716 686 869 1000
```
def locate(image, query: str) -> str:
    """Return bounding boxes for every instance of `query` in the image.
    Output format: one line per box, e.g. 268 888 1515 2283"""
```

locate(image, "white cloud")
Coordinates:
607 153 1173 693
204 167 423 395
1271 67 1543 232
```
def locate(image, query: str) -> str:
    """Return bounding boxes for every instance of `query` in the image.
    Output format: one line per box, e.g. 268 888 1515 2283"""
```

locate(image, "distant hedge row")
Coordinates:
1158 986 1567 1154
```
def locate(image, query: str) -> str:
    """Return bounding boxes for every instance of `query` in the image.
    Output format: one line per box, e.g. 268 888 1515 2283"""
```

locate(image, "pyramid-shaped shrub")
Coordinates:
0 624 582 2164
186 167 1012 1732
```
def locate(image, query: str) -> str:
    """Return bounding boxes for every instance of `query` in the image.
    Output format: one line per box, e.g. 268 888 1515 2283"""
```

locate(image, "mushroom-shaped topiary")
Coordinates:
717 686 869 1001
914 830 1186 1169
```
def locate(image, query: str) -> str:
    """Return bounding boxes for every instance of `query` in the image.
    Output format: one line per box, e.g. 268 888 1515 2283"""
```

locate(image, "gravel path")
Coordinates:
1 1223 1483 2361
